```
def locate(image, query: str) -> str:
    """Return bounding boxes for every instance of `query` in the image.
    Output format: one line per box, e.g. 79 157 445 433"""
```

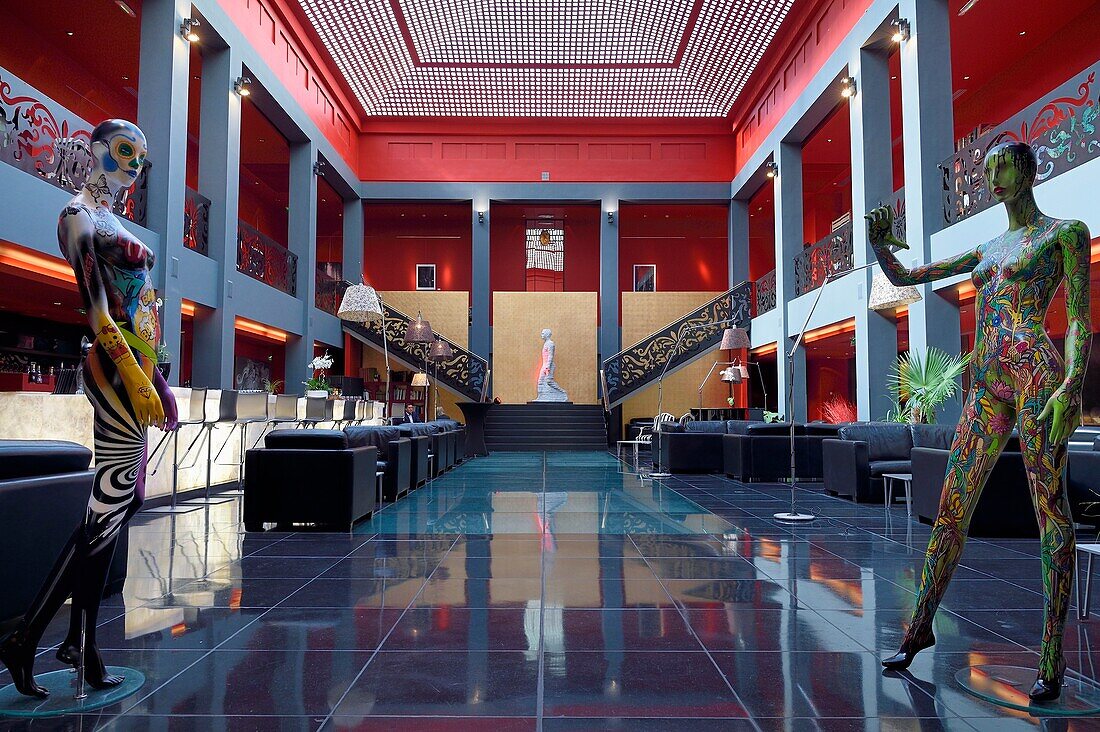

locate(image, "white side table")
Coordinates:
1078 543 1100 620
883 472 913 516
616 440 647 471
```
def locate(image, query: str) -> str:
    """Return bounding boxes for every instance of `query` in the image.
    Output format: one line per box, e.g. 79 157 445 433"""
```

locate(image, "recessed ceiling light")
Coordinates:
115 0 136 16
1019 31 1026 36
963 75 970 80
66 31 74 36
122 76 129 81
53 302 62 306
891 75 897 80
827 138 832 143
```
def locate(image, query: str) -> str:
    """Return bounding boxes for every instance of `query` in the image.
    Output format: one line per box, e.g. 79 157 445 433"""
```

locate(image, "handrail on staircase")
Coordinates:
601 282 754 409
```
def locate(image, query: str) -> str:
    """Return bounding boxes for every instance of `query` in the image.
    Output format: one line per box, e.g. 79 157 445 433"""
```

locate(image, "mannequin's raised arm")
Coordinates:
865 206 978 286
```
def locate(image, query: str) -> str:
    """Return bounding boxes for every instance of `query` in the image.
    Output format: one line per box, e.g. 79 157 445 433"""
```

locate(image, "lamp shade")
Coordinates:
411 372 429 387
405 312 434 343
720 366 743 384
429 339 453 361
868 272 922 311
720 327 751 350
337 284 383 323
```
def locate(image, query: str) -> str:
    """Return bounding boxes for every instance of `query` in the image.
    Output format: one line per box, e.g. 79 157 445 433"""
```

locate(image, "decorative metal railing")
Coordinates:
601 281 754 409
183 187 210 256
794 221 854 296
342 300 489 403
315 264 346 316
236 221 297 296
754 269 776 316
942 62 1100 226
0 66 148 227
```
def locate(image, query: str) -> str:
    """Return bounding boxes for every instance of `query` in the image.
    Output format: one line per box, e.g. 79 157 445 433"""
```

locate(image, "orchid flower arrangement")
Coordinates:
304 351 335 393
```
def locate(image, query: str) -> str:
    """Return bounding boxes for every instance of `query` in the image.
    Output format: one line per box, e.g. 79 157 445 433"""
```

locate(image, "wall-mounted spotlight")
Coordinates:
477 210 485 224
233 76 252 97
607 210 615 225
180 17 201 43
765 161 779 179
890 18 911 43
312 160 326 176
840 76 858 99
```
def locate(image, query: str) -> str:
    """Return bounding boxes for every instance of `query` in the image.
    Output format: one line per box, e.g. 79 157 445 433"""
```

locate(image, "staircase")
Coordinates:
485 404 607 452
601 281 755 409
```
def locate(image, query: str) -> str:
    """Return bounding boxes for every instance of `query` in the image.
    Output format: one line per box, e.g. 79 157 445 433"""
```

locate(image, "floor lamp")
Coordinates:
650 322 751 479
404 311 435 421
337 283 390 420
775 262 921 522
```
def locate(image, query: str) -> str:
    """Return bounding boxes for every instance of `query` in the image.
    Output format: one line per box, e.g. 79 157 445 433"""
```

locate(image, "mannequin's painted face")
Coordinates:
94 124 148 189
985 144 1035 204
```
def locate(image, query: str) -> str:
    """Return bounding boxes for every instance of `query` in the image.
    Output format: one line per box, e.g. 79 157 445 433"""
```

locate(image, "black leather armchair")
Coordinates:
723 423 806 483
397 424 431 488
911 438 1038 537
822 423 955 502
1 440 128 626
657 421 728 473
345 425 412 501
244 430 377 532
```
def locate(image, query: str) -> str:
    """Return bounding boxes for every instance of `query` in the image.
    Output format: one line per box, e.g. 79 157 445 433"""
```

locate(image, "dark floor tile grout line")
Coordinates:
535 452 548 732
317 534 462 731
626 533 767 732
102 531 389 729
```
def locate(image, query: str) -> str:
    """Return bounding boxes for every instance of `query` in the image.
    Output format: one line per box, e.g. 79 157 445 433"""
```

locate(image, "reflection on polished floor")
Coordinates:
3 451 1100 729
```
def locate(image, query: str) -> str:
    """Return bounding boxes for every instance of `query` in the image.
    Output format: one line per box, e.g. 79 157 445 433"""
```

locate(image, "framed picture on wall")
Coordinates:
633 264 656 292
416 264 436 291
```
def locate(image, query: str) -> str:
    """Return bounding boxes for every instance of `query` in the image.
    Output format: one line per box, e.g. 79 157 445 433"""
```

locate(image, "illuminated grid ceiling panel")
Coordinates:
297 0 795 116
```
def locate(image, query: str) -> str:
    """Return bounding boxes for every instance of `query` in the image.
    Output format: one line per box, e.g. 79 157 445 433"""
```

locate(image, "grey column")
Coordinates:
192 46 243 389
900 0 962 422
342 197 363 284
599 198 619 369
774 142 806 422
850 46 898 421
137 0 191 384
729 199 750 289
286 141 319 372
470 200 491 359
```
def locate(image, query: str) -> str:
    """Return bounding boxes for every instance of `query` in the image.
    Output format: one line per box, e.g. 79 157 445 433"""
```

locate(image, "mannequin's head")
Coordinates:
89 119 147 192
541 328 552 341
984 141 1037 204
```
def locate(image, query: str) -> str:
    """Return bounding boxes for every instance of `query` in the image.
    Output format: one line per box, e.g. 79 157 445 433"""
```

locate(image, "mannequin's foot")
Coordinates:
55 641 124 689
882 631 936 671
1029 658 1066 702
0 628 49 699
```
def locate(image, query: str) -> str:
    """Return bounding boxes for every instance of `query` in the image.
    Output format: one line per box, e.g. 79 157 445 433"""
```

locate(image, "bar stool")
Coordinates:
186 389 239 505
229 391 270 491
146 387 208 514
263 393 301 434
353 399 369 426
334 398 359 429
299 395 334 428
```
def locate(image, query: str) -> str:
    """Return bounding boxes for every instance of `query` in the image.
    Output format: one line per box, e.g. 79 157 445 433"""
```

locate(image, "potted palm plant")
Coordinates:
886 347 970 424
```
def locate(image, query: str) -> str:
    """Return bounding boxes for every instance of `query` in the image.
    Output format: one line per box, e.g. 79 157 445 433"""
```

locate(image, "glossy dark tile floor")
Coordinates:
3 451 1100 730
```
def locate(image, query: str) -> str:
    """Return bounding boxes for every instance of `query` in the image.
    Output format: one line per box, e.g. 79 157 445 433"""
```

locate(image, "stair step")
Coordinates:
483 403 607 452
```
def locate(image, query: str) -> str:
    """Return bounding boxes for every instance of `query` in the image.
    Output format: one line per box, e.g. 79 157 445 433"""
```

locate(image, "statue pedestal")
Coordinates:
0 667 145 718
955 665 1100 716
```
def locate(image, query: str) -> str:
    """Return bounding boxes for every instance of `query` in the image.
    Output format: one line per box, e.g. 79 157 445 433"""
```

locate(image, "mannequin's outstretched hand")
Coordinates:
865 206 907 251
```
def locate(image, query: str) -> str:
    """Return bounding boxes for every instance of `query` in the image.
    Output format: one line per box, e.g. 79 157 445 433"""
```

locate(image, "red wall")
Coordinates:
363 202 473 293
618 203 729 319
489 203 600 322
235 332 285 387
359 118 736 182
748 183 776 280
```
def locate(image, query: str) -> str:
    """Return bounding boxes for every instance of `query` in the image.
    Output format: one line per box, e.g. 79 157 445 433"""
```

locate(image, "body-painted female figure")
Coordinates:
0 120 177 698
870 141 1091 701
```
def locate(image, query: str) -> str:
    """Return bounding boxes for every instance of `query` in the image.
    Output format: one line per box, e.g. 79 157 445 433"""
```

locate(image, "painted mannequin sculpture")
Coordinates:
869 142 1091 701
535 328 569 402
0 120 178 698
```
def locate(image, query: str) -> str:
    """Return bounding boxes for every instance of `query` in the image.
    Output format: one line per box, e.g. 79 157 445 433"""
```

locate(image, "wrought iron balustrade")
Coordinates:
601 281 754 409
315 264 347 316
942 61 1100 226
237 221 297 296
183 188 210 256
342 300 489 403
0 66 148 226
794 221 854 297
754 270 776 316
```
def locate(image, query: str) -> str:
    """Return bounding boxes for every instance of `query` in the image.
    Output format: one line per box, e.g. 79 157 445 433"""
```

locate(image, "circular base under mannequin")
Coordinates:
774 511 816 522
955 665 1100 716
0 667 145 718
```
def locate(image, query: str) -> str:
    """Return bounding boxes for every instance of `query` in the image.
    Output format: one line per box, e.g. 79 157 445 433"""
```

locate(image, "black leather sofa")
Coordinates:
657 420 760 474
822 422 956 502
911 436 1038 537
244 430 377 531
722 423 846 483
345 425 412 501
0 440 128 627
